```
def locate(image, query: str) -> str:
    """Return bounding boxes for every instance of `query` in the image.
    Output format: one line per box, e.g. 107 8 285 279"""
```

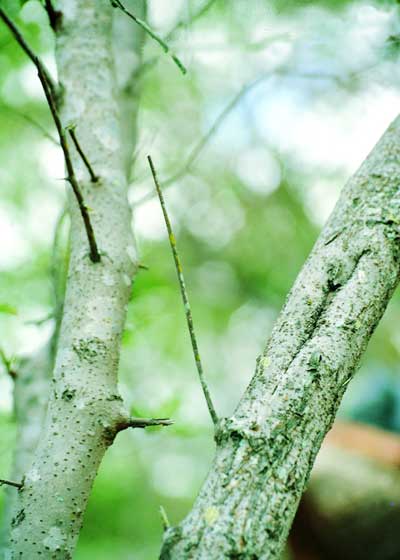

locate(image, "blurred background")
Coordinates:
1 0 400 558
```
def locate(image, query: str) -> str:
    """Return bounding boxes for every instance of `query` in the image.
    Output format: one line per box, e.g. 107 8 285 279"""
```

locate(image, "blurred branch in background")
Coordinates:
133 73 270 206
0 104 58 146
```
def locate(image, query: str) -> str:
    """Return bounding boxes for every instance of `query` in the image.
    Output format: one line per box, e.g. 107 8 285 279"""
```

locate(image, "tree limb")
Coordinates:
160 116 400 558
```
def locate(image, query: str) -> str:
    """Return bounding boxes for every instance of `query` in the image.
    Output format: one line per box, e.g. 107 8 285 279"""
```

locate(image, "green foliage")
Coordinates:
0 0 28 17
0 303 17 315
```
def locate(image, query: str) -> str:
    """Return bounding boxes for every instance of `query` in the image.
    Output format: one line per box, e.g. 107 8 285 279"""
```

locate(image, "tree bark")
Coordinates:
1 343 52 553
7 2 139 558
160 117 400 559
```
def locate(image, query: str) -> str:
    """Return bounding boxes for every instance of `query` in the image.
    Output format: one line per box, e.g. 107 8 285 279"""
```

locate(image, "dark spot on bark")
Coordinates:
11 508 25 527
62 388 76 401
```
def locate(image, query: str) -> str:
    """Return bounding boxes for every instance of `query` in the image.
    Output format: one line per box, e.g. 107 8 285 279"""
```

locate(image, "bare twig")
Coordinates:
118 417 173 430
0 10 101 263
110 0 187 75
159 505 170 531
0 478 22 490
68 127 99 183
148 155 218 426
129 0 218 81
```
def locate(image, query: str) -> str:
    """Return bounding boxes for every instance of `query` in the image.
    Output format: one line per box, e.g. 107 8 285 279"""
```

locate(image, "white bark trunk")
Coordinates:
7 2 138 558
1 343 52 552
160 117 400 558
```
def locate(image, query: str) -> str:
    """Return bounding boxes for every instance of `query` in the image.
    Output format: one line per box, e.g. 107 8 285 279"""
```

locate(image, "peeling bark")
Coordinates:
7 2 140 558
160 118 400 559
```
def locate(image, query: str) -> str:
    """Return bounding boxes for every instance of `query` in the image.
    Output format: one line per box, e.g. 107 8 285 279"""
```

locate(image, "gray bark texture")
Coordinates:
160 116 400 559
6 1 141 558
1 344 52 552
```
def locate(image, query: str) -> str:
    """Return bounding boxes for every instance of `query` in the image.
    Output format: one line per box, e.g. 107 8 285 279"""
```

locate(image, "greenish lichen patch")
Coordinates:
72 337 107 363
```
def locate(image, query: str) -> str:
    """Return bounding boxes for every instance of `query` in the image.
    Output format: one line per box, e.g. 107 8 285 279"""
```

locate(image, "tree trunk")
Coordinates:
1 343 52 552
7 2 140 558
160 116 400 559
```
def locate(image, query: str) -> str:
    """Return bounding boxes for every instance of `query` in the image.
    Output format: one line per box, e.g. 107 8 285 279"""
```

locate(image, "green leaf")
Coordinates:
0 303 17 315
0 0 22 17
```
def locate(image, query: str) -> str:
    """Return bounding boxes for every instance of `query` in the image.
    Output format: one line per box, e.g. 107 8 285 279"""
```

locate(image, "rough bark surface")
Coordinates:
1 343 52 552
160 117 400 559
7 2 138 558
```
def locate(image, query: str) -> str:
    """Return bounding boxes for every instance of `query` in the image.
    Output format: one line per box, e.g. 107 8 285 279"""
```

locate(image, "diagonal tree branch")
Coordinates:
133 73 268 207
0 9 101 263
67 126 99 183
165 0 218 41
0 103 59 145
160 115 400 558
148 155 218 426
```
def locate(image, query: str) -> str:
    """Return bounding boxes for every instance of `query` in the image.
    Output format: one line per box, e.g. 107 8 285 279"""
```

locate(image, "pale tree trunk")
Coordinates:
160 117 400 559
1 344 52 552
7 1 142 558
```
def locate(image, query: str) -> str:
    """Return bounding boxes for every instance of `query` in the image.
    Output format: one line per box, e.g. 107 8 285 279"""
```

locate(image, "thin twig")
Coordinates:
0 478 22 489
148 155 218 426
68 127 99 183
129 0 218 81
0 10 101 263
134 74 268 208
110 0 187 75
159 505 170 531
118 417 173 430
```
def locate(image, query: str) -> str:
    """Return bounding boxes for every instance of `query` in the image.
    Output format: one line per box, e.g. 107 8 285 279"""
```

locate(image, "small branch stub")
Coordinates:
117 417 173 432
0 478 22 490
147 155 218 426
